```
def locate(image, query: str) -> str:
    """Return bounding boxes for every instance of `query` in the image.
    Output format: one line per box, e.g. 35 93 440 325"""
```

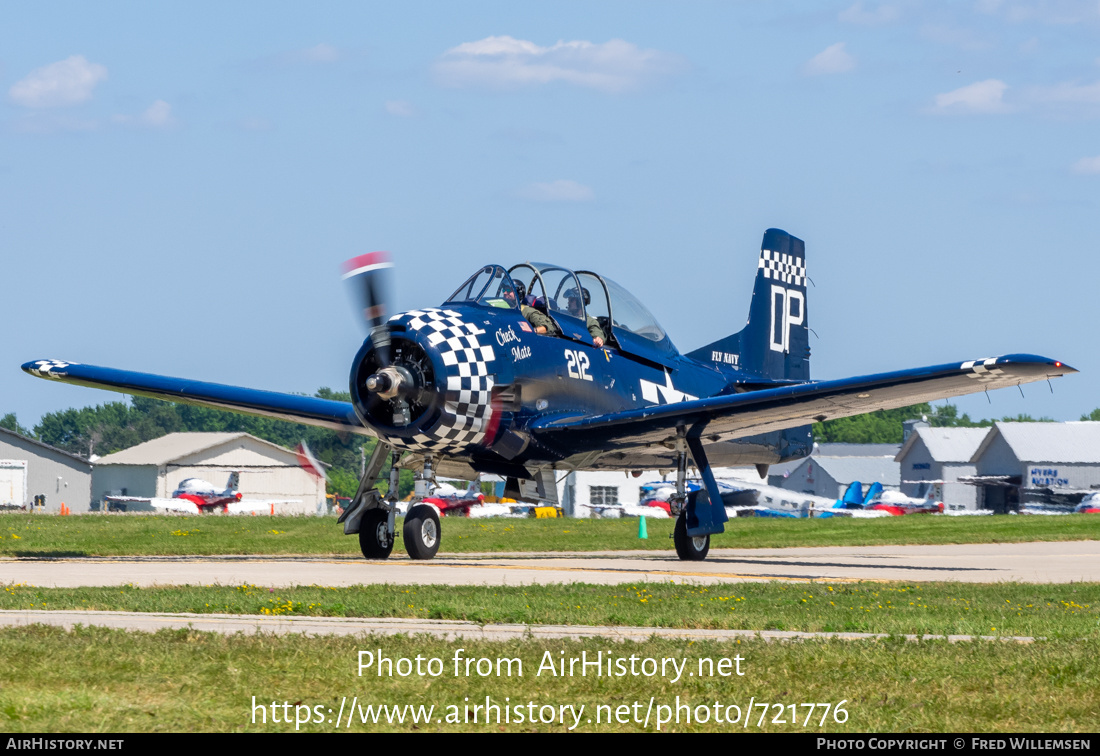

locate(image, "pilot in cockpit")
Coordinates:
504 281 558 336
566 288 606 348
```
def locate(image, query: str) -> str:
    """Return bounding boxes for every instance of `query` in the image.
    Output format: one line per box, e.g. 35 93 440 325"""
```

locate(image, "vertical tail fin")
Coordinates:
225 471 241 493
863 481 883 505
687 228 810 381
839 481 865 508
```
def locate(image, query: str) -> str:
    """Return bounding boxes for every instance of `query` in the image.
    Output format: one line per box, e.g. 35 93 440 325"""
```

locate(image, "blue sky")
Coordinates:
2 0 1097 429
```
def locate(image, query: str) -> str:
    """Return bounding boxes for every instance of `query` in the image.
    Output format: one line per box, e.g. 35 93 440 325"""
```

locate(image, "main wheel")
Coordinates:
359 509 394 559
673 513 710 561
403 504 441 560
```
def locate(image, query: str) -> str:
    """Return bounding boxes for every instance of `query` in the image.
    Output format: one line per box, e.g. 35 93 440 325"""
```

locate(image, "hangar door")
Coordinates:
0 460 27 507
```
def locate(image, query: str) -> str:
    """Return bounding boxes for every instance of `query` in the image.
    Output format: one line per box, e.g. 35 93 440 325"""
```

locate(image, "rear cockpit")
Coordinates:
445 262 679 365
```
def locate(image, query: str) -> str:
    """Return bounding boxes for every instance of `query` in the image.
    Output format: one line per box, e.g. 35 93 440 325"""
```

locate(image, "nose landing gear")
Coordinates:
339 448 444 561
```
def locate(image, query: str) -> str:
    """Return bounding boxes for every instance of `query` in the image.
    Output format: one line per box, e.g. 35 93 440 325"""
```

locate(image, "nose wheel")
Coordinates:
403 504 441 560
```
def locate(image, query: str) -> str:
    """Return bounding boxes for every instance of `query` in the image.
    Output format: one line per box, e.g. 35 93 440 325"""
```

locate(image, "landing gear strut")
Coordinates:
668 428 728 561
338 442 398 560
402 457 441 560
669 439 710 560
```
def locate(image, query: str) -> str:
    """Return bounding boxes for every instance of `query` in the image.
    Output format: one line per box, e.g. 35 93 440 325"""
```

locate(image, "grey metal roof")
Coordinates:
94 432 296 466
971 422 1100 464
896 427 988 463
0 426 92 467
769 442 901 478
796 455 901 487
816 443 901 458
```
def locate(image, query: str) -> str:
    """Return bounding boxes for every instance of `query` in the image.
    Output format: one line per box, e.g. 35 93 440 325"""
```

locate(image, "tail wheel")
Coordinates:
403 504 441 560
359 509 394 559
673 513 710 561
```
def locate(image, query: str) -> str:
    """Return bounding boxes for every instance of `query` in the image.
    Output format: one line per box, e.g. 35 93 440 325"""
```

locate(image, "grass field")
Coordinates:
2 512 1098 556
1 625 1096 732
3 581 1098 639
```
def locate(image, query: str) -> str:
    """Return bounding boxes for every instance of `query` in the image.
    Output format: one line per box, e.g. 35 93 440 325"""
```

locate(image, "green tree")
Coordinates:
0 413 32 438
812 404 931 444
1081 408 1100 422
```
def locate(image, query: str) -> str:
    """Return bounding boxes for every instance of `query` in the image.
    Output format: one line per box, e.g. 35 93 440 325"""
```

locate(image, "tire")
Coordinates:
403 504 441 560
358 509 394 559
673 513 710 561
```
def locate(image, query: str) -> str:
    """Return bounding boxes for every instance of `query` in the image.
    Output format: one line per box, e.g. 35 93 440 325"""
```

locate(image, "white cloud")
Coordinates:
9 55 107 108
384 100 416 117
435 35 683 92
292 43 340 63
802 43 856 76
112 100 175 128
238 117 273 132
516 180 594 202
839 3 901 25
1070 155 1100 174
140 100 173 126
933 79 1011 113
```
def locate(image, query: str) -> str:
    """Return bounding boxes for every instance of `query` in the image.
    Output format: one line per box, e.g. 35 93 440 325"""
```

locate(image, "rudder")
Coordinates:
688 228 810 381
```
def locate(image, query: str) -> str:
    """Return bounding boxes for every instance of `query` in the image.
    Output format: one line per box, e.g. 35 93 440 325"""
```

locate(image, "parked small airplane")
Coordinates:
103 472 301 514
24 229 1076 560
1075 493 1100 514
643 477 888 519
864 488 944 516
422 479 487 517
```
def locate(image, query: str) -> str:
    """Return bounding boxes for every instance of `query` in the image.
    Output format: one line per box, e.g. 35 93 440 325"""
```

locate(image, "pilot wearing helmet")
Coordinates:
565 287 605 348
505 281 559 336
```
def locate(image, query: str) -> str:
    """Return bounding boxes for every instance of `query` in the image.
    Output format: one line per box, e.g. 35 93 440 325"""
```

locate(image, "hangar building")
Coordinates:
771 444 901 499
895 427 987 510
92 432 326 514
0 427 93 512
967 422 1100 513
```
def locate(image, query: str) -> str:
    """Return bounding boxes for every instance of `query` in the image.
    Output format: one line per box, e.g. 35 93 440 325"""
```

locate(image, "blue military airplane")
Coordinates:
23 230 1075 561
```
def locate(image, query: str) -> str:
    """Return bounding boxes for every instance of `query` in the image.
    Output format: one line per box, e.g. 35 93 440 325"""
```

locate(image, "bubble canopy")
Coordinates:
445 262 679 363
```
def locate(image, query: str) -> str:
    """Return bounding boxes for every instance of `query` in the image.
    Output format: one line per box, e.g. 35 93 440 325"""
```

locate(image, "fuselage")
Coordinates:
349 297 812 475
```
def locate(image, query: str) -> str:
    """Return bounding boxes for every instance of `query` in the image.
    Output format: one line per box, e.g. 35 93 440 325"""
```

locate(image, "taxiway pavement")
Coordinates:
2 541 1097 587
0 609 1036 642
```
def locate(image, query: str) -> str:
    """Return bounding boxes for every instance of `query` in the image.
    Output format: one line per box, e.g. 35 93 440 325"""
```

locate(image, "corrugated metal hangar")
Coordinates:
0 427 93 512
896 427 987 510
92 432 326 514
966 421 1100 513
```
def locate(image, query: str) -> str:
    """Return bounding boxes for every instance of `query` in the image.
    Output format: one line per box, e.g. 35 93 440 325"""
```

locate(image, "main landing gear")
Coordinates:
338 446 443 560
668 444 710 561
666 430 728 562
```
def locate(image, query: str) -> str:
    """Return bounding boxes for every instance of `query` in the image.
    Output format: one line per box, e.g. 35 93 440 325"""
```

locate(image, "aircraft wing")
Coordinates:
530 354 1075 453
22 359 368 436
228 499 302 514
105 496 201 514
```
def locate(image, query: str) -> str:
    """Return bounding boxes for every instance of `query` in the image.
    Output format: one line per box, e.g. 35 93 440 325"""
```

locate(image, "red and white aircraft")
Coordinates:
104 472 301 515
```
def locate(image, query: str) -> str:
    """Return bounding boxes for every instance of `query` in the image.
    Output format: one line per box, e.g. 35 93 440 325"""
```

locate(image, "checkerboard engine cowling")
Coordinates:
384 308 497 453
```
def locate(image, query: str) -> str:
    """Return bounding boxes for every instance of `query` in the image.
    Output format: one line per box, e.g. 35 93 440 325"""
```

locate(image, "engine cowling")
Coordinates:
349 308 501 453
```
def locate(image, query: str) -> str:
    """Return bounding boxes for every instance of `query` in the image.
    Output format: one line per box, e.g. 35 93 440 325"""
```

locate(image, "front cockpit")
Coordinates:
445 262 679 365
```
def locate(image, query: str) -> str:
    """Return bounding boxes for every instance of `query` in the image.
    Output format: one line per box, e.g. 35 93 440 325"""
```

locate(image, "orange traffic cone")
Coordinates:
270 503 275 516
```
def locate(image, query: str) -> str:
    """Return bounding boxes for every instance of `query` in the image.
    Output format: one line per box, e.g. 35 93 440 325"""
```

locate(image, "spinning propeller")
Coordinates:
342 252 430 426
